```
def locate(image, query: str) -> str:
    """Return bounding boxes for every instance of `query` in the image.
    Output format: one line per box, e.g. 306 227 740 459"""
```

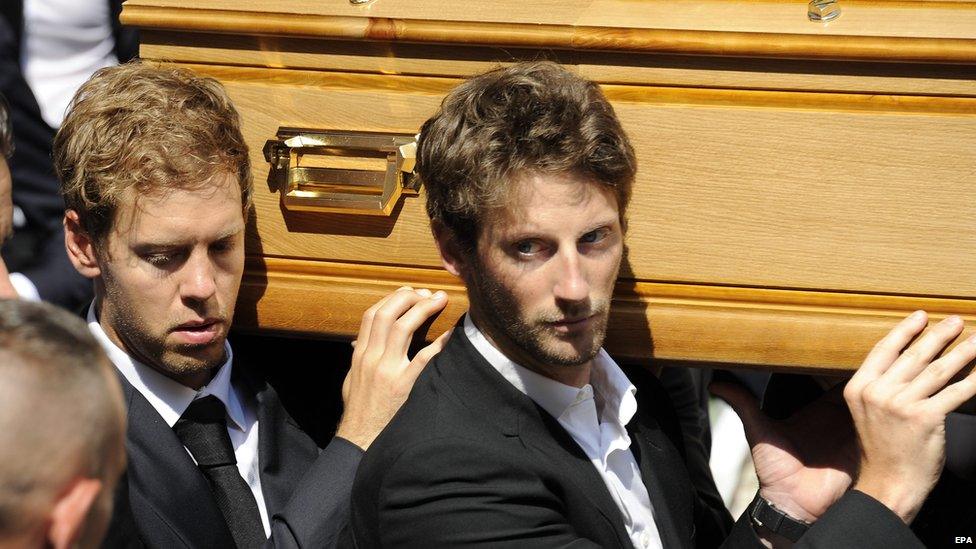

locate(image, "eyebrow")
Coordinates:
581 218 619 233
504 217 619 239
131 226 244 249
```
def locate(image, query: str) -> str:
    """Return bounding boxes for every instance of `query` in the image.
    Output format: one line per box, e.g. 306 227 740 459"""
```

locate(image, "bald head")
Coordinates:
0 300 125 548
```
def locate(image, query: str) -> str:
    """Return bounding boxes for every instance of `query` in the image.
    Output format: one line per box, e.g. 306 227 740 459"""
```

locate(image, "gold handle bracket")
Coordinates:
263 128 419 216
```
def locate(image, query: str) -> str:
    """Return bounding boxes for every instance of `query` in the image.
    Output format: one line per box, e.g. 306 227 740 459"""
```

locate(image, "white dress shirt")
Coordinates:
22 0 119 128
464 315 664 549
87 306 272 537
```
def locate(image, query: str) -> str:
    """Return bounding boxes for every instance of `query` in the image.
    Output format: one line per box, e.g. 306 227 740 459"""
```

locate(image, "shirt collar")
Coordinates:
463 313 637 426
87 303 246 431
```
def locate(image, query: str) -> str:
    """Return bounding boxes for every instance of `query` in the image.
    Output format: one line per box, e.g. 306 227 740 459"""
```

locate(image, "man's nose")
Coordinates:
180 252 217 302
553 249 590 303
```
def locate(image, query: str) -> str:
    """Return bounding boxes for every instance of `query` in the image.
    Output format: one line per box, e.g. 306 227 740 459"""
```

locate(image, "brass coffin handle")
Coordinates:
263 129 419 216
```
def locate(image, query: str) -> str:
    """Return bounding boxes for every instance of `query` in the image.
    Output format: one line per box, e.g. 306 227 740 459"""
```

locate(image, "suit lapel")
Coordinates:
120 375 236 548
626 365 697 549
521 409 635 548
436 329 633 548
233 360 320 516
629 414 694 549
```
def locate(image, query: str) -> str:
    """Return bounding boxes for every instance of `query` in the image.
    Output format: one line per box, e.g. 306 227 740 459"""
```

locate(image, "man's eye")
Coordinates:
142 251 183 267
144 254 173 267
515 240 543 255
580 228 609 244
211 240 233 254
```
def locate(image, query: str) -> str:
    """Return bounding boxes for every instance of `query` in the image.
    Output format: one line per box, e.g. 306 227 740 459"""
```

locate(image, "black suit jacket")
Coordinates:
910 463 976 546
103 358 362 549
346 326 924 548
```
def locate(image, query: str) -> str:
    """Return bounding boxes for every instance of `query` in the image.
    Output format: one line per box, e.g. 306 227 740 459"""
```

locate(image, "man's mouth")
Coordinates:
549 314 596 333
171 319 223 345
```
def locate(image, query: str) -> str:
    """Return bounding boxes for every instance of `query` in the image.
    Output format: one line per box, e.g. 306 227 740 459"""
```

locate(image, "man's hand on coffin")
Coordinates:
844 311 976 524
336 286 450 451
713 311 976 530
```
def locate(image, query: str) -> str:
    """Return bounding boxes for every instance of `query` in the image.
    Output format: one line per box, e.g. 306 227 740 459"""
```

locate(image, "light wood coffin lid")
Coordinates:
121 0 976 63
121 1 976 370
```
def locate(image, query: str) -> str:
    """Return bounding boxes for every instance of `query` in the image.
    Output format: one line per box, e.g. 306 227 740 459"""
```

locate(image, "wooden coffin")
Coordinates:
121 0 976 372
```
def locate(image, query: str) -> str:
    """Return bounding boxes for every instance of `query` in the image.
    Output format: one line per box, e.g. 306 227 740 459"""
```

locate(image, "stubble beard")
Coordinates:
471 269 610 369
104 285 228 381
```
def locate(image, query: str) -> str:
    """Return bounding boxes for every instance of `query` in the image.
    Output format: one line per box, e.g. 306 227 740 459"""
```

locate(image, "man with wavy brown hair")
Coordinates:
346 61 971 548
57 62 448 549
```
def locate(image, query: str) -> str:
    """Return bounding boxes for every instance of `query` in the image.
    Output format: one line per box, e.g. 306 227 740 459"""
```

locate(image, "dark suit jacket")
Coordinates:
103 358 362 549
346 326 924 548
910 465 976 546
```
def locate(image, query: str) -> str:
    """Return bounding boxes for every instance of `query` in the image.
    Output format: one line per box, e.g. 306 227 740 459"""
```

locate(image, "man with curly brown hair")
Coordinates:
57 62 448 549
347 61 972 548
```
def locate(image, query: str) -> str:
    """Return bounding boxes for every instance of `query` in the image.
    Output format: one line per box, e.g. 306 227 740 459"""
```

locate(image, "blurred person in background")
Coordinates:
0 299 126 549
0 93 18 298
0 0 136 308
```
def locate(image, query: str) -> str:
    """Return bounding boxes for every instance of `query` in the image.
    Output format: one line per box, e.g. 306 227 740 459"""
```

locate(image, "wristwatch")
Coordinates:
747 492 812 542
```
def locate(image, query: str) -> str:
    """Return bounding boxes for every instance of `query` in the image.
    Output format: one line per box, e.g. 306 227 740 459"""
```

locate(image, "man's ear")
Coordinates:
46 477 103 549
431 221 466 278
64 210 101 279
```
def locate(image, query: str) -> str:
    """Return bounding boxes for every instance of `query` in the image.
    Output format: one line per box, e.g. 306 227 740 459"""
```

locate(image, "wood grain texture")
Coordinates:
235 258 976 371
122 0 976 37
139 32 976 98
613 100 976 297
178 65 976 299
129 3 976 371
122 2 976 63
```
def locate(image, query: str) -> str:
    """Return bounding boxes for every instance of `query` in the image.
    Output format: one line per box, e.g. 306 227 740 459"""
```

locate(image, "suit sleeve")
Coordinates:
348 436 604 549
792 491 924 549
265 437 364 549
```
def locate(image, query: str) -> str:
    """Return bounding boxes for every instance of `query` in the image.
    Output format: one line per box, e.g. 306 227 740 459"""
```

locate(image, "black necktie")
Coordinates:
173 395 266 549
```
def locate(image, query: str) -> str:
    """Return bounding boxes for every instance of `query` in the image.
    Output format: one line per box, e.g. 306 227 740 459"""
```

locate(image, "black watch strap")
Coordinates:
748 492 812 543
